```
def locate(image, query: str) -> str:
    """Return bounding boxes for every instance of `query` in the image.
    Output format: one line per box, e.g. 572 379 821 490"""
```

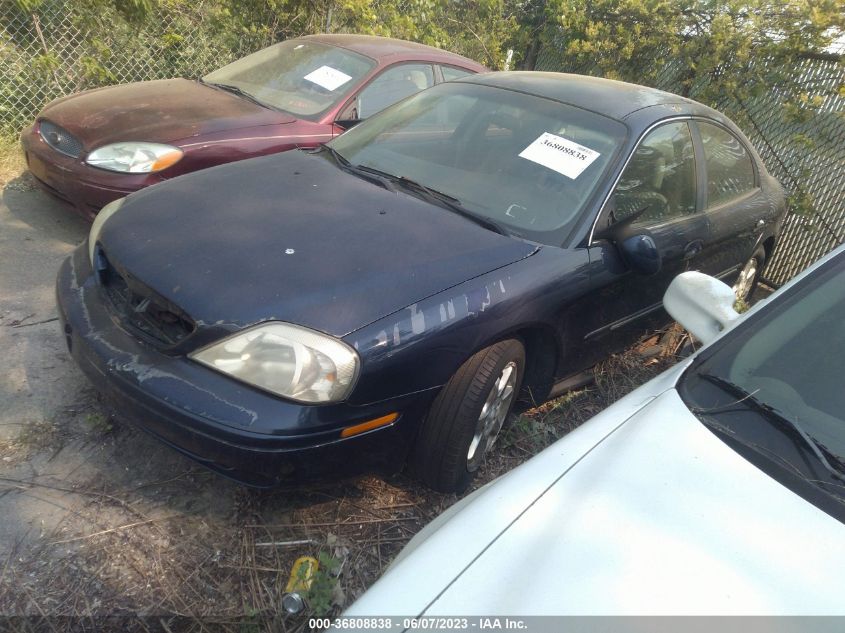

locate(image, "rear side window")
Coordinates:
441 65 474 82
698 121 756 207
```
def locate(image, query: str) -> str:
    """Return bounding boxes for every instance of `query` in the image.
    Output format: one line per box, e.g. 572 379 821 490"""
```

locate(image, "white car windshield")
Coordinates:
682 252 845 512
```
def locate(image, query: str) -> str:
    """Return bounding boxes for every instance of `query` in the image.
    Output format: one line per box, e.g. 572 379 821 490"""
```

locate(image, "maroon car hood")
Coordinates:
39 78 297 149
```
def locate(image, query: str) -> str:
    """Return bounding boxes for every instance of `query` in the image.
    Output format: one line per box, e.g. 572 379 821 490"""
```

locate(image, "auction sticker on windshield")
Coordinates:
304 66 353 91
519 132 600 179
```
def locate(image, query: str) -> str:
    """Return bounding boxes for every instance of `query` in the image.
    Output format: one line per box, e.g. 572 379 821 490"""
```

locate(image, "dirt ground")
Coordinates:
0 159 678 632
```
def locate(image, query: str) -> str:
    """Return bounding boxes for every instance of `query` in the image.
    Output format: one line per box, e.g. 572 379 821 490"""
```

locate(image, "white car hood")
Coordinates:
348 372 845 616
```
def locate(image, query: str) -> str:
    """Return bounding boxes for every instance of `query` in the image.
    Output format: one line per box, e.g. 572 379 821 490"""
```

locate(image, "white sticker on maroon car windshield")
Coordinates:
304 65 353 91
518 132 600 179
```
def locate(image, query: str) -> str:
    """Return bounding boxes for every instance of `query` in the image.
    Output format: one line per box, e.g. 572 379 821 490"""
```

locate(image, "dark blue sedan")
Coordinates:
56 72 786 491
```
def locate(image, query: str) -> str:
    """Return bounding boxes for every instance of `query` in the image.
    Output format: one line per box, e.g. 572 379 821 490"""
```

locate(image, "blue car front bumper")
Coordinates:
55 245 434 487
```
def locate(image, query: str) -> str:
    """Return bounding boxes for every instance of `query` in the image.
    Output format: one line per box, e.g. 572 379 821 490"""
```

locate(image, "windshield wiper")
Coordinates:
318 144 349 167
354 164 402 191
695 373 845 482
389 175 506 235
203 81 271 109
317 148 396 191
319 156 506 235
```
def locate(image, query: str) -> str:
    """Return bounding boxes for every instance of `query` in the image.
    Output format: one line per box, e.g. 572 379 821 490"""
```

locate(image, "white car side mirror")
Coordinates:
663 271 740 345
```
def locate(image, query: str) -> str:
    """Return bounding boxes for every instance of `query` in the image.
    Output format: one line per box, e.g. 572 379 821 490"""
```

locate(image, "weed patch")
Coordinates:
84 411 114 435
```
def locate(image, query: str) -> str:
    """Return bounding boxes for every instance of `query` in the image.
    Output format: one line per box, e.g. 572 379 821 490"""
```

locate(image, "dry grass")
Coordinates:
0 471 457 632
1 420 60 455
494 330 683 470
0 333 686 632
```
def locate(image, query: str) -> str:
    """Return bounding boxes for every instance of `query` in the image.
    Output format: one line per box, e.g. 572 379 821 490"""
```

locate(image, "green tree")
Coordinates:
535 0 844 102
526 0 844 234
216 0 518 68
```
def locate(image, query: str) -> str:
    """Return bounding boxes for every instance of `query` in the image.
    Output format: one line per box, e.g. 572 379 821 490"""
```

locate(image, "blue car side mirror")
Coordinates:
620 233 662 276
594 203 662 276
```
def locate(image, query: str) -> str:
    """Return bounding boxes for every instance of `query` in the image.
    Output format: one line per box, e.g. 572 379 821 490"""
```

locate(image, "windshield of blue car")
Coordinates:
680 253 845 510
329 82 627 243
203 40 375 118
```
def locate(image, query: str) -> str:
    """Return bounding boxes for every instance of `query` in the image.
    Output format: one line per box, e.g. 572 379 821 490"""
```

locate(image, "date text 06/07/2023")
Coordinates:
316 617 529 630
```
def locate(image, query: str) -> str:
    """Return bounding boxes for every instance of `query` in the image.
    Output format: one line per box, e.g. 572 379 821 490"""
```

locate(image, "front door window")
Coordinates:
612 121 697 227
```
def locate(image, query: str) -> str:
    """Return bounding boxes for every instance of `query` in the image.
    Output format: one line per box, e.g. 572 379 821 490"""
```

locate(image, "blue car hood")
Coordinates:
97 150 537 337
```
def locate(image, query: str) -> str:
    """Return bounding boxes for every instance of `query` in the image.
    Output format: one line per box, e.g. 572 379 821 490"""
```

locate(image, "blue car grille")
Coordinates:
96 248 196 347
39 120 83 158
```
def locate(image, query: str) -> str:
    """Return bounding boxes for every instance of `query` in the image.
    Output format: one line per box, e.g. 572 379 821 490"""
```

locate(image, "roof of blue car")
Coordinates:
462 72 700 120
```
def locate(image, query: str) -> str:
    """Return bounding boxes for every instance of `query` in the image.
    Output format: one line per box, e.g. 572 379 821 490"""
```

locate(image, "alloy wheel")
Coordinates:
467 361 518 471
733 256 759 301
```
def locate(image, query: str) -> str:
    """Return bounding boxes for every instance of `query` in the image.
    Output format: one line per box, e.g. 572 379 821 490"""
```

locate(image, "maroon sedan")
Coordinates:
21 34 485 218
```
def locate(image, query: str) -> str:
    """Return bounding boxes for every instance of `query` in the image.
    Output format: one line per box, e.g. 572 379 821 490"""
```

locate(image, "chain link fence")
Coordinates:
0 0 424 136
536 45 845 286
0 0 268 136
2 1 842 284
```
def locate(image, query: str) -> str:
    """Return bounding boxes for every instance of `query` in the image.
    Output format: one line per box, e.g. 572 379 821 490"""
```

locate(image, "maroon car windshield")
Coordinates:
203 40 375 119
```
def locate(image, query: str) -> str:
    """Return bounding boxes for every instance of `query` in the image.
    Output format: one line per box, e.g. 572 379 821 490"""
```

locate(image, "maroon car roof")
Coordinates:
300 33 487 70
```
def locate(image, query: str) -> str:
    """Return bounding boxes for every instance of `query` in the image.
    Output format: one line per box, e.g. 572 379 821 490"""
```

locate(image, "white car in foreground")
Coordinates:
344 244 845 616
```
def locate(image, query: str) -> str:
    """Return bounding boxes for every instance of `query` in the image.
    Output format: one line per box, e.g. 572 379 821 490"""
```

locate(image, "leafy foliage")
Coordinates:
1 0 842 249
527 0 844 237
4 0 842 123
307 550 341 617
536 0 844 102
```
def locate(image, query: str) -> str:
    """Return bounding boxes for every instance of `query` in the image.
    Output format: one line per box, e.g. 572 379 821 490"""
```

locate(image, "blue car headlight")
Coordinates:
190 322 360 404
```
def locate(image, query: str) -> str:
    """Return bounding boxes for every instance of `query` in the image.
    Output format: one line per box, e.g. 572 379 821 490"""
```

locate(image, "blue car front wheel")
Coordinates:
409 338 525 492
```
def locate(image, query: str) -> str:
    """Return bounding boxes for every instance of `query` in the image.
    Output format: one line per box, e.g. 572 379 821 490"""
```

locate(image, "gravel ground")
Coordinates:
0 161 679 632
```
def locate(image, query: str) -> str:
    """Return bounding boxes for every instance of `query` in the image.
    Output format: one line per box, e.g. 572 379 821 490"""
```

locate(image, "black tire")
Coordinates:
733 246 766 303
410 339 525 492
